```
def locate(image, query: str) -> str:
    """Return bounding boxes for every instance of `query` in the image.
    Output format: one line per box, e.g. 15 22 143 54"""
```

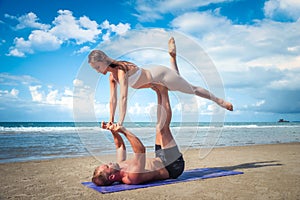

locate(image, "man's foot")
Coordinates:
152 84 168 93
168 37 176 58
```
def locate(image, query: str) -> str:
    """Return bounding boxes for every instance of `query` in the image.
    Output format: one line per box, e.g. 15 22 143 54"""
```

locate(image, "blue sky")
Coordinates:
0 0 300 122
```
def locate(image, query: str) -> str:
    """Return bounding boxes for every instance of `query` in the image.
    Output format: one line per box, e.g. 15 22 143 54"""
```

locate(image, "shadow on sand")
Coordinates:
215 160 283 171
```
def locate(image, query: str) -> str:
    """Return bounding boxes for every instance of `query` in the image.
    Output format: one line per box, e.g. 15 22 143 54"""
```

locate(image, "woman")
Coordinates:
88 37 233 126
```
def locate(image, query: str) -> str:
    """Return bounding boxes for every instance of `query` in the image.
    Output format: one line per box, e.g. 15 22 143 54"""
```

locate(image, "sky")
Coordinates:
0 0 300 122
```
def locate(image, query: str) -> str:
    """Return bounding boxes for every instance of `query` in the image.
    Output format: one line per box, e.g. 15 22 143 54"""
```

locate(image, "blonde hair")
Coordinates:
88 50 111 63
88 50 134 72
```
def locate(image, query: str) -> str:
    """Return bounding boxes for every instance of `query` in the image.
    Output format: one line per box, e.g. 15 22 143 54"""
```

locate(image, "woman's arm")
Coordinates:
117 69 128 126
109 73 117 123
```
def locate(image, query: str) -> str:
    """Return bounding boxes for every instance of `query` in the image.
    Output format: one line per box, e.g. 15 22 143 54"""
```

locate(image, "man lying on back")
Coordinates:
92 86 184 185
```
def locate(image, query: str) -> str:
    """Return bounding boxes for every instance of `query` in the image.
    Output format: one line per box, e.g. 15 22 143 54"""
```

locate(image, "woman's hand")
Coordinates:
101 121 124 132
108 123 124 132
101 121 107 129
101 121 113 129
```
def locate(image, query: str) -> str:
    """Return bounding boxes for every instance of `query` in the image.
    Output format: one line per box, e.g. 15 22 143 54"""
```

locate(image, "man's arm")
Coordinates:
107 124 168 184
101 122 126 162
108 124 146 175
118 126 145 156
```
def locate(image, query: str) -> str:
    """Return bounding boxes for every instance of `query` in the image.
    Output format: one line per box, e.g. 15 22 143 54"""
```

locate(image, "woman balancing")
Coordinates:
88 37 233 126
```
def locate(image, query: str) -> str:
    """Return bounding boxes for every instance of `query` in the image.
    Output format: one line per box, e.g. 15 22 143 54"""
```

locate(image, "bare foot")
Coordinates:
225 102 233 111
168 37 176 58
217 99 233 111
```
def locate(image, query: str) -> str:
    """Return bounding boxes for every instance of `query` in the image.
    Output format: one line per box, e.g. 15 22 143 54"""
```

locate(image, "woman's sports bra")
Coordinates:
128 67 142 87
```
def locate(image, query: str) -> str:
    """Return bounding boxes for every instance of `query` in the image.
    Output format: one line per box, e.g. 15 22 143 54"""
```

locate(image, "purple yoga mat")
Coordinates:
82 168 243 194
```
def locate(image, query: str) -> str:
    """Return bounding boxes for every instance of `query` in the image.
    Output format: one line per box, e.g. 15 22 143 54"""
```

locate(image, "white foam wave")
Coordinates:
1 123 299 133
0 126 102 133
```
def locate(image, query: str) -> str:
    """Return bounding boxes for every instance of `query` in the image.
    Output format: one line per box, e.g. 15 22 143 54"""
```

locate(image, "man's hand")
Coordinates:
107 123 123 132
101 121 123 132
102 121 113 128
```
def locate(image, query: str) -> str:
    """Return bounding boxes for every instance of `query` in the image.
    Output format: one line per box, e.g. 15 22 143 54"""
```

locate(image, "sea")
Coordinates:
0 122 299 163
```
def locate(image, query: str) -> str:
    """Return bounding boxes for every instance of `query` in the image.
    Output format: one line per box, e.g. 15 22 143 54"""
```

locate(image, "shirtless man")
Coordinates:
92 86 184 186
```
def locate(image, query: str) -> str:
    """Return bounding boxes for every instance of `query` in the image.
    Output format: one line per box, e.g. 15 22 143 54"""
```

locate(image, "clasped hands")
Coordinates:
101 121 123 132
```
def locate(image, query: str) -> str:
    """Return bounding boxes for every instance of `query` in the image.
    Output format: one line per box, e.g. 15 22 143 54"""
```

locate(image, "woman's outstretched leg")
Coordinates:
168 37 179 75
148 65 233 111
192 85 233 111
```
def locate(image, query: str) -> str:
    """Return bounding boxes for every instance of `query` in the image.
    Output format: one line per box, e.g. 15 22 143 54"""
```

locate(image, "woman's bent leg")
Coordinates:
168 37 179 75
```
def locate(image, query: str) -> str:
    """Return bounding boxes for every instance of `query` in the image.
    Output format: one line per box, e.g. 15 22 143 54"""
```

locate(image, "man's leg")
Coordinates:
155 86 184 179
156 86 177 149
153 86 162 146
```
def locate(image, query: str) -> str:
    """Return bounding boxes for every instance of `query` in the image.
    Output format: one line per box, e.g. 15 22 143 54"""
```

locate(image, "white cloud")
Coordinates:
0 39 6 46
253 100 266 107
0 74 75 120
64 88 73 96
0 88 19 98
7 30 62 57
110 22 131 35
264 0 300 21
94 101 110 119
72 78 96 121
73 79 84 87
50 10 101 44
268 70 300 90
73 46 91 55
132 0 232 22
0 73 38 86
29 85 44 102
171 11 231 35
7 37 32 57
5 12 50 30
128 102 157 115
29 30 62 51
6 48 26 57
100 20 131 42
170 11 300 72
46 89 59 104
10 88 19 97
6 10 130 57
28 84 73 109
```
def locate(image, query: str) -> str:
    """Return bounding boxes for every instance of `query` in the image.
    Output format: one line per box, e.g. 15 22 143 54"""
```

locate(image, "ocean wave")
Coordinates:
0 126 102 134
1 123 300 134
224 125 300 129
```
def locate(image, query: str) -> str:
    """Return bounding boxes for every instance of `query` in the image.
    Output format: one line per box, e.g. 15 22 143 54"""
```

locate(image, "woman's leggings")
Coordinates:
147 66 216 101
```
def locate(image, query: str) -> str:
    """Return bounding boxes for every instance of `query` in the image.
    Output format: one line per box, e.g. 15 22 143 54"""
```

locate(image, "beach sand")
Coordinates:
0 143 299 200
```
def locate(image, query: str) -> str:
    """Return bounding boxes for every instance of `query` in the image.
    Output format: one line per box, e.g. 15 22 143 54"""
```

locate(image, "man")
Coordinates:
92 86 185 186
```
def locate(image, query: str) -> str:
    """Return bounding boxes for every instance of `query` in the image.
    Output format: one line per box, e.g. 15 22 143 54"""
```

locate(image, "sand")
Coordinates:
0 143 299 200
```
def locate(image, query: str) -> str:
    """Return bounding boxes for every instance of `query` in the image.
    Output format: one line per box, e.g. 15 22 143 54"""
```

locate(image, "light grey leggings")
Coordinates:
146 66 217 101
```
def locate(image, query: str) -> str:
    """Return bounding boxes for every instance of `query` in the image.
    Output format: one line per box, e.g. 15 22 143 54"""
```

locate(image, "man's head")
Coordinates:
92 163 120 186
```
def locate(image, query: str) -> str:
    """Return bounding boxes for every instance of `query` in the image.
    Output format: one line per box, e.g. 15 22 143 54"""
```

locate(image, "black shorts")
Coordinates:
155 144 185 179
